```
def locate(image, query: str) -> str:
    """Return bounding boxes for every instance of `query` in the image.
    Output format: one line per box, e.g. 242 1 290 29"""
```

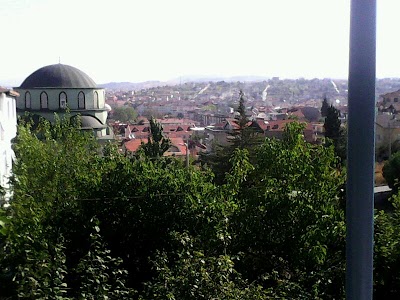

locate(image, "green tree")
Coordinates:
324 104 346 162
3 111 390 299
112 106 137 122
1 181 72 298
324 105 341 141
76 219 135 299
230 122 346 298
383 151 400 192
236 90 247 129
321 96 329 117
0 115 133 299
232 90 262 150
199 91 262 184
142 108 163 119
142 233 268 300
139 117 171 158
374 193 400 298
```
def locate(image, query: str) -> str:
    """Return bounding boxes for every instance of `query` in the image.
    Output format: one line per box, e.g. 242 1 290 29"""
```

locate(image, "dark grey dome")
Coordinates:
20 64 97 88
71 115 105 129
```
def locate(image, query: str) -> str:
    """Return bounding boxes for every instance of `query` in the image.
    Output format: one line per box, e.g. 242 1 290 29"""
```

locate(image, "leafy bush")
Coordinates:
383 152 400 191
5 116 400 299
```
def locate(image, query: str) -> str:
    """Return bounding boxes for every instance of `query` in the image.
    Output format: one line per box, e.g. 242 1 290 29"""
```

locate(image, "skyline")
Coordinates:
1 0 399 86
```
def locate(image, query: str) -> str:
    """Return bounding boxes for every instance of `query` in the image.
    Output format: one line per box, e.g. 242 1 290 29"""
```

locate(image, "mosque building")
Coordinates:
14 63 113 140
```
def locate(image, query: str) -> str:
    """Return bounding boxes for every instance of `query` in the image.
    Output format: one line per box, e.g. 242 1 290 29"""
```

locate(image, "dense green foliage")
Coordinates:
382 152 400 192
112 106 138 122
321 97 329 118
324 104 346 162
324 105 341 141
199 91 263 184
139 117 171 158
373 190 400 298
383 151 400 191
229 122 346 298
1 114 400 299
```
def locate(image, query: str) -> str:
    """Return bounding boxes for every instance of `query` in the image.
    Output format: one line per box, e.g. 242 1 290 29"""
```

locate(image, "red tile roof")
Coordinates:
124 138 147 152
166 137 187 156
156 118 198 126
123 137 187 156
253 119 313 132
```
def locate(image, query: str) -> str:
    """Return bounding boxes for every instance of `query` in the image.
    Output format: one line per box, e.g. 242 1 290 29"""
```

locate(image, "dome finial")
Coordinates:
59 56 61 64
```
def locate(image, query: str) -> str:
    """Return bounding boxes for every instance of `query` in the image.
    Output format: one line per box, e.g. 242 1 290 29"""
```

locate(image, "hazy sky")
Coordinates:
0 0 398 85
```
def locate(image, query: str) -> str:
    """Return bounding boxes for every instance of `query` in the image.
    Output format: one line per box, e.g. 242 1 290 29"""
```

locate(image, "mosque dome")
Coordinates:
19 64 97 89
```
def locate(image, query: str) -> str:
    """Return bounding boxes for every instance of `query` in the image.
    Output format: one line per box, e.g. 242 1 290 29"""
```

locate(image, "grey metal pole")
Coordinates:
346 0 376 299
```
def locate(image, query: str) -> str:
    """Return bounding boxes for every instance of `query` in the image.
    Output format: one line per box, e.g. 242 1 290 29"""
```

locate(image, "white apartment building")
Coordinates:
0 87 18 202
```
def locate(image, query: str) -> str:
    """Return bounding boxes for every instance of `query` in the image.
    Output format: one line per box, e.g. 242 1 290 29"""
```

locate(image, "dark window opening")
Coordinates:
59 92 67 109
40 92 48 109
78 91 85 109
25 92 31 109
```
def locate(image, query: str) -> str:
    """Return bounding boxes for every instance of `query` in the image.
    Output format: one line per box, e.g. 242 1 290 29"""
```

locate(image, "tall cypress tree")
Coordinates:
324 104 346 161
140 117 171 158
324 105 341 140
237 90 248 129
232 90 253 150
200 90 262 184
321 97 330 118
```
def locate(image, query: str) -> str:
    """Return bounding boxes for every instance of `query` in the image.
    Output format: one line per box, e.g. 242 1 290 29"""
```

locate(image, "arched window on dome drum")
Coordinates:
94 91 99 108
40 92 48 109
59 92 67 109
78 91 85 109
25 92 31 109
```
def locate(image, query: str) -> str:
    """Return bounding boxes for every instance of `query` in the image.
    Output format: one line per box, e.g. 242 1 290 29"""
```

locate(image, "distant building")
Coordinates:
377 90 400 114
375 114 400 158
14 64 113 140
250 119 314 142
204 118 245 147
312 122 325 143
380 90 400 105
0 87 18 202
203 118 315 153
195 112 226 126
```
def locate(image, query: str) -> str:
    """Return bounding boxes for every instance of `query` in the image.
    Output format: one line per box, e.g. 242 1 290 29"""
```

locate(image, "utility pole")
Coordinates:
346 0 376 299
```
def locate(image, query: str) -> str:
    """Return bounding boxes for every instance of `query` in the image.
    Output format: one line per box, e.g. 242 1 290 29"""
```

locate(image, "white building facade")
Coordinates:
0 88 18 202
